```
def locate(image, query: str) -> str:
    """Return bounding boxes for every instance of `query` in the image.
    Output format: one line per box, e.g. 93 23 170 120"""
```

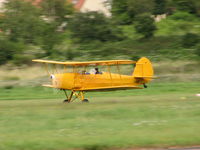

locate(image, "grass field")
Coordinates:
1 82 200 150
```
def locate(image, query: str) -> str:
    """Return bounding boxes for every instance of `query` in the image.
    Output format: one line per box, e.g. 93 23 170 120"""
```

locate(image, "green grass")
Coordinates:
0 82 199 100
1 82 200 150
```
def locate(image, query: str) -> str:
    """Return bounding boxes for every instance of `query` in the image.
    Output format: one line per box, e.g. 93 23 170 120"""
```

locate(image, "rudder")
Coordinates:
133 57 154 82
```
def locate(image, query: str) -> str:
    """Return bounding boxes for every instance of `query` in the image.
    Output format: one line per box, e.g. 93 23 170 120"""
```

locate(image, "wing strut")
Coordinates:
64 65 67 73
53 64 58 74
107 65 113 85
116 62 122 80
44 63 51 76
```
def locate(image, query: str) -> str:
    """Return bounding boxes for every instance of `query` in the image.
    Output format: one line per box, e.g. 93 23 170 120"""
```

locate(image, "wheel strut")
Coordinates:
63 90 89 103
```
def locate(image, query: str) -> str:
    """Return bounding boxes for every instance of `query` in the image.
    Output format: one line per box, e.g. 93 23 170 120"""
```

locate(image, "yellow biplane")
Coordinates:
32 57 154 103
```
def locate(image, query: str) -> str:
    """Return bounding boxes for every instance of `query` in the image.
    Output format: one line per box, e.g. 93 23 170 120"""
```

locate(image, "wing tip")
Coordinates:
42 84 54 88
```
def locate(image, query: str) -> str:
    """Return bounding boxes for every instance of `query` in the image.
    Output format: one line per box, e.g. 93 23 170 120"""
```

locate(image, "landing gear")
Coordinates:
82 99 89 103
63 99 69 103
63 90 88 103
143 84 148 88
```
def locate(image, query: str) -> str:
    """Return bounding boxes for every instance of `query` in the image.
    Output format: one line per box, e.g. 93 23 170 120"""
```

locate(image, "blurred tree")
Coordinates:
39 0 75 55
182 33 199 48
170 11 197 21
111 0 154 25
193 1 200 16
0 0 45 44
41 22 65 55
195 44 200 57
135 14 157 38
0 0 74 57
40 0 74 24
68 12 123 43
172 0 196 14
153 0 167 15
111 0 131 25
127 0 154 16
0 36 24 65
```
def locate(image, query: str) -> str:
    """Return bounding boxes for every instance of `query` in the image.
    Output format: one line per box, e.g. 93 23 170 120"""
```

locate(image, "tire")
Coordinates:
82 99 89 103
63 99 69 103
143 84 148 88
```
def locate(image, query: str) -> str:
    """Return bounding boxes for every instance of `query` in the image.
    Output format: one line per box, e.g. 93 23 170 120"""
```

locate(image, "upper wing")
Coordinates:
32 59 136 66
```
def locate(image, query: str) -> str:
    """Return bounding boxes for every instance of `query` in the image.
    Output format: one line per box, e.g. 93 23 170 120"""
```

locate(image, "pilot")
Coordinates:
82 70 90 75
95 67 102 74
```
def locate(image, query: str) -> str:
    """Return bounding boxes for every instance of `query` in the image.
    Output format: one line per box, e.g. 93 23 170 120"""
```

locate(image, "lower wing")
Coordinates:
42 84 143 91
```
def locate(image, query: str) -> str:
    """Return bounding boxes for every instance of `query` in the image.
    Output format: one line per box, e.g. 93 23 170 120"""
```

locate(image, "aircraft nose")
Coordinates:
50 74 55 79
50 74 60 87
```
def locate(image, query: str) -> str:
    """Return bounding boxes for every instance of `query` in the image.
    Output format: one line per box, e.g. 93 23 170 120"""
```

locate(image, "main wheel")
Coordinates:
82 99 89 103
143 84 148 88
63 99 70 103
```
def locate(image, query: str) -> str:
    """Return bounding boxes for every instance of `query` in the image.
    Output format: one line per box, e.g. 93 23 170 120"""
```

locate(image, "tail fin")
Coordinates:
133 57 154 82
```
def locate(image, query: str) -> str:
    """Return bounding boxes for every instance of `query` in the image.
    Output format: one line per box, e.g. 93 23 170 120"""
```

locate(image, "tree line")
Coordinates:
0 0 200 65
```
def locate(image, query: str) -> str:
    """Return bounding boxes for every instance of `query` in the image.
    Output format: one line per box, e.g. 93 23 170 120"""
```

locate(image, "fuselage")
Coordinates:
51 72 143 91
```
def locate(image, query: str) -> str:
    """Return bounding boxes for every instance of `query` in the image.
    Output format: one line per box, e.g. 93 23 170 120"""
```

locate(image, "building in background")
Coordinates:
0 0 111 16
70 0 111 16
0 0 6 10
